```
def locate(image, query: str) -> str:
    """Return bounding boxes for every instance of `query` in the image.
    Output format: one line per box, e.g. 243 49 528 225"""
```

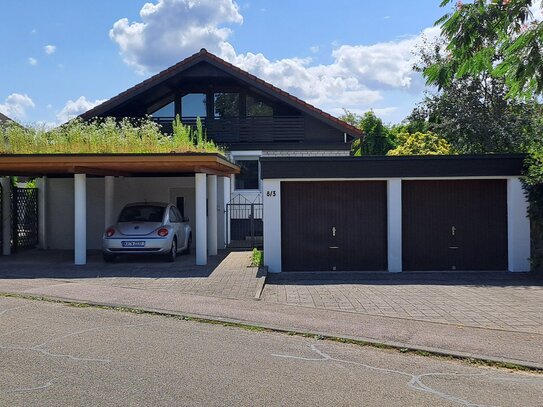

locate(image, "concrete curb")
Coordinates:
3 291 542 372
254 266 268 300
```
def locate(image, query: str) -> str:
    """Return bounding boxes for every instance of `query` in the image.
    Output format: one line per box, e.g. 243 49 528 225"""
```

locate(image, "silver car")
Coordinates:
102 202 192 262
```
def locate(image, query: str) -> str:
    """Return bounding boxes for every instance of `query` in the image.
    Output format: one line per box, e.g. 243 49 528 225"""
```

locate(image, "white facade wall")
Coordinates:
47 176 195 250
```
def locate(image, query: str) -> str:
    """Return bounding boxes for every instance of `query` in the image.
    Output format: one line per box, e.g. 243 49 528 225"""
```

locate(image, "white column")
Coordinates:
207 175 218 256
224 176 231 245
387 179 402 273
507 177 530 272
36 177 47 250
1 177 11 256
195 173 207 265
217 177 225 250
104 176 115 228
263 179 281 272
74 173 87 265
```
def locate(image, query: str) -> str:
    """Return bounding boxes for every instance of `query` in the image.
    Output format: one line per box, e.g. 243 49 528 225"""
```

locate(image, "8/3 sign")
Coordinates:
266 190 277 197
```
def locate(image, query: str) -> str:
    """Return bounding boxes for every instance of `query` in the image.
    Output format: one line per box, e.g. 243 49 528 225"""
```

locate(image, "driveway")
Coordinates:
261 271 543 334
0 249 264 301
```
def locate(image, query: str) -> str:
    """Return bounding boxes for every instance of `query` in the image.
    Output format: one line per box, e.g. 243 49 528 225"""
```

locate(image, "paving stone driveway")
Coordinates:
0 250 262 301
261 272 543 334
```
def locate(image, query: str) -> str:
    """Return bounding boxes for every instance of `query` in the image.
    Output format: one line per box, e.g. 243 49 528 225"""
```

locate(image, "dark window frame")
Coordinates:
234 158 260 191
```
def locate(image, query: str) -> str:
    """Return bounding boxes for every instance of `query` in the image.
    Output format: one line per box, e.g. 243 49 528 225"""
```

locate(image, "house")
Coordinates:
0 112 15 125
0 49 530 273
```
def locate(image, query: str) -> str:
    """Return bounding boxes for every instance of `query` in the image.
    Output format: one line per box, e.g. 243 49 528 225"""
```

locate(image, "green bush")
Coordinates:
0 116 222 155
251 248 263 267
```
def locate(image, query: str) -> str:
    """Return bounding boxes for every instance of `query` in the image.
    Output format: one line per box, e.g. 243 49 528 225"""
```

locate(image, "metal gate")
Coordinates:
226 194 263 248
11 187 39 250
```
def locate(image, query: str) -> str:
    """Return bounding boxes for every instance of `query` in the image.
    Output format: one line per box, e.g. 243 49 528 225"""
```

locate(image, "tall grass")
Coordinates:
0 116 223 154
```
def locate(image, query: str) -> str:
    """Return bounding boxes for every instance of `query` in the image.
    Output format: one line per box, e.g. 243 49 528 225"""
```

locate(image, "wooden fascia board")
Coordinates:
0 154 239 175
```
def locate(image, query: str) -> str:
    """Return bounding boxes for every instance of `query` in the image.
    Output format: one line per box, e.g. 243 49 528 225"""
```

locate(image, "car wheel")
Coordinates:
166 238 177 262
103 253 116 263
184 234 192 255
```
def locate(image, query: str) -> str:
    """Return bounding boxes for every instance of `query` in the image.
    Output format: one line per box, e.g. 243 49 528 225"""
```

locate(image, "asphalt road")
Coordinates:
0 297 542 407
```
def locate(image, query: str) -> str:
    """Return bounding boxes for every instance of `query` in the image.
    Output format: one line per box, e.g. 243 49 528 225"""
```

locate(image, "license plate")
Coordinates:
121 241 146 248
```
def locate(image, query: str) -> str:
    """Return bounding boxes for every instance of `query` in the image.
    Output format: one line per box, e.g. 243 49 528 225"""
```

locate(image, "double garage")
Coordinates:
261 155 530 273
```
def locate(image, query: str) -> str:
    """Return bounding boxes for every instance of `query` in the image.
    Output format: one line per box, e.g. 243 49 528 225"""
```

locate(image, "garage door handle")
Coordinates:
329 246 339 249
448 246 459 249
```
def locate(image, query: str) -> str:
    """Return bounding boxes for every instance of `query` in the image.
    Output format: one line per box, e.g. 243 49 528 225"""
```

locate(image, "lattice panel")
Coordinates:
11 187 38 250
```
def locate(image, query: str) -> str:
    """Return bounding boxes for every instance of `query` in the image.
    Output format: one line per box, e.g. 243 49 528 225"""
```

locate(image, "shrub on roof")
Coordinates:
0 116 222 154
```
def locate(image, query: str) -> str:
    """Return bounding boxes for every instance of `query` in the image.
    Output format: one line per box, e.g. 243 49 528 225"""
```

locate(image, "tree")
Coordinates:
387 131 453 156
426 0 543 97
413 38 542 153
340 110 396 155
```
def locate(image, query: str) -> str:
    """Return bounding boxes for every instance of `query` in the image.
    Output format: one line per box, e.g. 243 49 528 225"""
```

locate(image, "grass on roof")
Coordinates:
0 116 223 155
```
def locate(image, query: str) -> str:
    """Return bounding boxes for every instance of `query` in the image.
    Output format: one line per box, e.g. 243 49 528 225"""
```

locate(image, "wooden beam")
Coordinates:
193 166 231 176
69 166 132 176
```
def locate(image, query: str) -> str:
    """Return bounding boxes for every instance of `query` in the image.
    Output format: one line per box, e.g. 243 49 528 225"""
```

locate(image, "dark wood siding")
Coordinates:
281 181 387 271
402 180 508 271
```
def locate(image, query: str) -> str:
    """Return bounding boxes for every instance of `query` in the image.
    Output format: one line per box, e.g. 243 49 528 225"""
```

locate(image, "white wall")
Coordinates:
47 176 195 250
262 179 281 273
507 177 531 272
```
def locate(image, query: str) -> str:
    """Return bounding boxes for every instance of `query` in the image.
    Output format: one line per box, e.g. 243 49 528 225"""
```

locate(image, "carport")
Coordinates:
0 153 239 266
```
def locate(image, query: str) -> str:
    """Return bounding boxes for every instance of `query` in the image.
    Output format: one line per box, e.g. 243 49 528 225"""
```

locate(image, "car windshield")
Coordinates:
118 206 165 223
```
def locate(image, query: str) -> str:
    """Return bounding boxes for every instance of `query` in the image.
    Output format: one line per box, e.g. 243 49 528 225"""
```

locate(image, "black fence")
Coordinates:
11 187 38 250
226 194 263 249
152 116 305 144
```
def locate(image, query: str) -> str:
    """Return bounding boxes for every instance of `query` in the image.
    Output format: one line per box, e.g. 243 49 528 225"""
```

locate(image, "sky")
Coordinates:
0 0 452 127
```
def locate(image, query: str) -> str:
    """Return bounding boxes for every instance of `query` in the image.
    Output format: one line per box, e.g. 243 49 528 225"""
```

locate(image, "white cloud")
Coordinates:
0 93 35 120
309 45 319 54
110 1 441 117
28 57 38 66
331 26 440 89
56 96 106 123
44 45 57 55
109 0 243 73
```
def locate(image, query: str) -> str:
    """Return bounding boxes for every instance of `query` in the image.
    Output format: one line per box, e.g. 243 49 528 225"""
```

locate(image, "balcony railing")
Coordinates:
151 116 305 144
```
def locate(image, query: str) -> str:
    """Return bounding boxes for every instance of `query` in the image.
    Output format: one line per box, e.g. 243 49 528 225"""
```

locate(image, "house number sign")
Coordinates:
266 190 277 197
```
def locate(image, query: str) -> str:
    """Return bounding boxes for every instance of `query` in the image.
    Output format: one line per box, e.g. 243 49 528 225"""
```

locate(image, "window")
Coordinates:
247 95 273 117
150 101 174 117
169 207 180 223
118 206 165 223
182 93 207 117
214 93 239 118
176 197 185 219
235 159 259 190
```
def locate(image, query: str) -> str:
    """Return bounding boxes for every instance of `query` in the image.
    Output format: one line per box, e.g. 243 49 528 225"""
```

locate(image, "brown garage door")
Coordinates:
403 180 508 271
281 181 387 271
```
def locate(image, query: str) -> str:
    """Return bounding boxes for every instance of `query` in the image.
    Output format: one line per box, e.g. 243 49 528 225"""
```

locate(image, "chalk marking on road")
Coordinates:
32 320 161 349
0 304 31 317
0 320 162 394
0 345 111 363
3 376 58 393
272 344 495 407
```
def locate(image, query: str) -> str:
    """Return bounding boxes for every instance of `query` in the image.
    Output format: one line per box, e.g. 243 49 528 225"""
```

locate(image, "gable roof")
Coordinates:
0 112 13 124
81 49 362 137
